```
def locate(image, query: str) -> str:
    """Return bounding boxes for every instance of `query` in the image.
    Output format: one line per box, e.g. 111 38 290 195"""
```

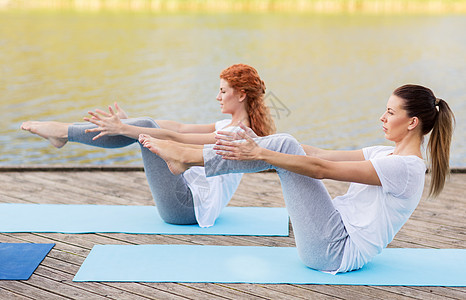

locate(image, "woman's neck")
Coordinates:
392 134 423 159
230 110 250 127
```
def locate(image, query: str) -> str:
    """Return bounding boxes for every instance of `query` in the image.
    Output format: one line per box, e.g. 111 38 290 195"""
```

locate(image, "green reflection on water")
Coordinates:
1 11 465 166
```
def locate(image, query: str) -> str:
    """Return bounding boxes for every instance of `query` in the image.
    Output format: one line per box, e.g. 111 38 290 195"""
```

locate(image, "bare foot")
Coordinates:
139 134 192 175
21 121 69 148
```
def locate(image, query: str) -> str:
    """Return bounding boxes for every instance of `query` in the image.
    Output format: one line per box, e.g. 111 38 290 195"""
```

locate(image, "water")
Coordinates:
1 11 465 166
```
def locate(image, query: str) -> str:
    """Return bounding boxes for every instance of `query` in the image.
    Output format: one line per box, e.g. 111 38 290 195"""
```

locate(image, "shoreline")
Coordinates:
1 164 465 173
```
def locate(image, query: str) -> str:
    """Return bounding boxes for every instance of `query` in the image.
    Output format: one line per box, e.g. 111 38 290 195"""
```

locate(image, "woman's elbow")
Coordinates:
305 161 326 180
313 169 326 180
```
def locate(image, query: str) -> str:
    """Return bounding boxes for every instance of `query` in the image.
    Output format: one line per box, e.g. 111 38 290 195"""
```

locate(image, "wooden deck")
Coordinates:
0 167 465 299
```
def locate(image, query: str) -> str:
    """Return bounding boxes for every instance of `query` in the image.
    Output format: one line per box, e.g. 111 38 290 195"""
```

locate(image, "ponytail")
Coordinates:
427 99 455 197
393 84 455 198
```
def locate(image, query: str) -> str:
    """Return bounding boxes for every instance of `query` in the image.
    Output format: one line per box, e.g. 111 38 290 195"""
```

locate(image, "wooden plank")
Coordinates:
140 283 232 300
373 286 458 300
410 286 466 300
217 283 317 300
239 284 338 299
0 287 33 300
178 283 271 299
295 285 403 300
0 281 62 300
32 265 153 300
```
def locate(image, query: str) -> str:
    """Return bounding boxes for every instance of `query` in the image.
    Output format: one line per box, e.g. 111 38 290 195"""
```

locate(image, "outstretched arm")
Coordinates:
84 103 217 144
155 120 216 134
301 144 365 162
254 147 379 185
118 125 217 145
215 128 380 186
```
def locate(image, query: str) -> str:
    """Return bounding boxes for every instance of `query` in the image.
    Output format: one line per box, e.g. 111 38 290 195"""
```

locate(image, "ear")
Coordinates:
407 116 419 131
238 90 247 103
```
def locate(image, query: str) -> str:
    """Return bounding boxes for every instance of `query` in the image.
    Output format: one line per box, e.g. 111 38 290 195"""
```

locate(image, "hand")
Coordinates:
83 103 124 140
237 121 258 138
213 129 261 161
216 121 257 141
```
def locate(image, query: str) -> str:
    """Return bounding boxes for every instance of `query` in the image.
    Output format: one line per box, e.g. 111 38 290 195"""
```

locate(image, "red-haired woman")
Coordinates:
21 64 275 227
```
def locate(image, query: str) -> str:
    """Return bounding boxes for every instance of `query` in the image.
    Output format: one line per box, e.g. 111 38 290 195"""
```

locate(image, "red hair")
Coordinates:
220 64 275 136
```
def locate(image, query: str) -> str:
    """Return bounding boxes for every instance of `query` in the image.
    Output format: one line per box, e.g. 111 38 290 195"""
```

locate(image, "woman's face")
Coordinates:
380 94 415 143
216 79 244 115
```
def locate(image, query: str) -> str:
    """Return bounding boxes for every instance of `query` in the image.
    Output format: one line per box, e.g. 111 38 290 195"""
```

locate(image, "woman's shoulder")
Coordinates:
215 119 232 130
363 145 394 159
371 151 426 183
369 152 425 199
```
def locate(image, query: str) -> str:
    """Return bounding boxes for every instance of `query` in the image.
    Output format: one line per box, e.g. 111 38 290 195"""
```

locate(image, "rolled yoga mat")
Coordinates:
73 245 466 286
0 204 289 236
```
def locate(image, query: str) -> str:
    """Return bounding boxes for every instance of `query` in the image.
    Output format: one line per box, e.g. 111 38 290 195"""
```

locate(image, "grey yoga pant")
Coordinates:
203 133 349 271
68 117 197 225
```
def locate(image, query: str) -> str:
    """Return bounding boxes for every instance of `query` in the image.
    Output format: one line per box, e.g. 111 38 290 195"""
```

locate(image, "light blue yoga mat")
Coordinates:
73 245 466 286
0 243 55 280
0 204 288 236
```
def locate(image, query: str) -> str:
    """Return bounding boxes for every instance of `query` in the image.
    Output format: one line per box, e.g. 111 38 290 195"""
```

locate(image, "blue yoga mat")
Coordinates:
0 243 55 280
73 245 466 286
0 204 288 236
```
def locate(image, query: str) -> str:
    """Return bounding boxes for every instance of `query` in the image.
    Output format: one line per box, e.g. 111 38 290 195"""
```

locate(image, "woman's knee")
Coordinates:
269 133 303 155
297 246 335 272
126 117 159 129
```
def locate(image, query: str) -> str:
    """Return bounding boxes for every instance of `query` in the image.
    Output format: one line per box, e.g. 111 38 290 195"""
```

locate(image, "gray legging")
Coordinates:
68 117 197 225
203 133 349 271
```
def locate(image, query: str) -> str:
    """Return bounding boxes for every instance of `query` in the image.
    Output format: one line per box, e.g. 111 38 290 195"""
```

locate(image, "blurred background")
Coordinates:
1 0 465 166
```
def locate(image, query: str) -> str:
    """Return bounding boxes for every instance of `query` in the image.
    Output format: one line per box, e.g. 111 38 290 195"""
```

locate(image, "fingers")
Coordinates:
239 121 252 133
238 121 258 138
84 127 101 133
238 121 247 130
213 144 237 152
214 138 237 147
108 105 115 116
83 116 100 126
233 129 253 142
216 130 235 139
94 108 111 118
87 111 103 120
87 103 120 122
92 132 105 140
216 130 247 142
214 149 239 160
237 130 248 140
213 140 243 160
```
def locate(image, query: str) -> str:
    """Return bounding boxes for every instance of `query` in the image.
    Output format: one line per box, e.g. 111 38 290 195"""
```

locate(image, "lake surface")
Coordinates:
1 11 465 166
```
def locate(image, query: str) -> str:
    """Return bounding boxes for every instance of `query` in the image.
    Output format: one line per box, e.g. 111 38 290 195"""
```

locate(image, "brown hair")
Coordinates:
393 84 455 197
220 64 275 136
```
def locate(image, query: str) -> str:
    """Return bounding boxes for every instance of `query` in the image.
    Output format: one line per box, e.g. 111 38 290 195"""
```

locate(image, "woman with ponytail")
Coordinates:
21 64 275 227
393 85 455 197
140 84 455 273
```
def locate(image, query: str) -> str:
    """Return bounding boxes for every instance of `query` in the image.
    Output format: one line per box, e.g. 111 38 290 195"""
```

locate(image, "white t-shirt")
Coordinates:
333 146 426 273
182 119 243 227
